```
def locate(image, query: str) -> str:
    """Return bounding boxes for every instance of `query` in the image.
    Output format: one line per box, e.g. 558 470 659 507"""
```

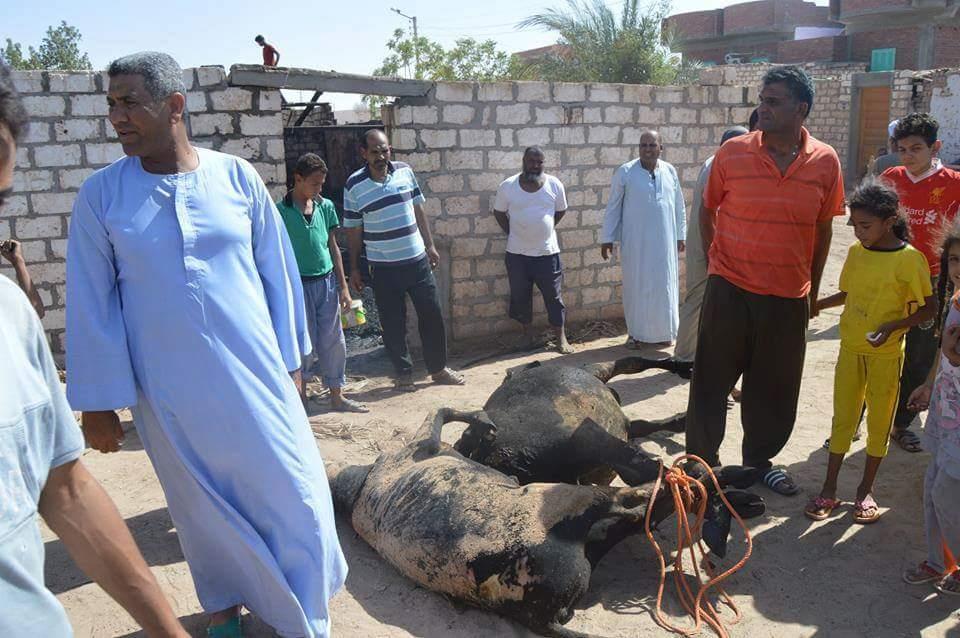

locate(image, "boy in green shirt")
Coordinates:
277 153 367 412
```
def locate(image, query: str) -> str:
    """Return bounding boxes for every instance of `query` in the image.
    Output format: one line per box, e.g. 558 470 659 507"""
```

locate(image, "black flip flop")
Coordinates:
761 468 800 496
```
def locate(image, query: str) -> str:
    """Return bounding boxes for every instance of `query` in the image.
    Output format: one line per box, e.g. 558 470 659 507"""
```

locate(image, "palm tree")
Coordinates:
516 0 700 85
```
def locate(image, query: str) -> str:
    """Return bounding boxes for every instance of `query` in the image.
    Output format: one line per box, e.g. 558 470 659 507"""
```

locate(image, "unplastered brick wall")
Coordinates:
382 77 754 342
899 70 925 115
706 62 866 174
5 67 285 355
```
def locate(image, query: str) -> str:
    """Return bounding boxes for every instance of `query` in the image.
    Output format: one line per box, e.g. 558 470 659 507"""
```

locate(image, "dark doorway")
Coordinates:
283 124 384 217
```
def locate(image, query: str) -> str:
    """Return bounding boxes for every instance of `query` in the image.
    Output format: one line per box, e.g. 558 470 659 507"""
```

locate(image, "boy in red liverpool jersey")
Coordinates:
882 113 960 452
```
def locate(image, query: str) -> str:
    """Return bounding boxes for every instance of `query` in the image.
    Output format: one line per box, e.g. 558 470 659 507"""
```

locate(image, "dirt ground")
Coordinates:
49 218 960 637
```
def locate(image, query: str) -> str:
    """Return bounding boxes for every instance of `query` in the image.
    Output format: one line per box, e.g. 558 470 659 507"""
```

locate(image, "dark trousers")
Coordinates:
505 252 565 327
686 276 809 469
893 317 939 431
370 256 447 376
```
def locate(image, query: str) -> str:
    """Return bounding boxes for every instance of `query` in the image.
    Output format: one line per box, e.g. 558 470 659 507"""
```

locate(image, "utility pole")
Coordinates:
391 7 419 78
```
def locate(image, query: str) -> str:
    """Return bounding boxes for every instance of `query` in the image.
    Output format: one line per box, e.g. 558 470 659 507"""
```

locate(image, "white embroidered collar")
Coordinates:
905 158 943 184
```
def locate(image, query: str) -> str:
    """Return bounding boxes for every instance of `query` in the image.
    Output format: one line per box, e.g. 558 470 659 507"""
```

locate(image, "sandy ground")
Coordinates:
49 217 960 637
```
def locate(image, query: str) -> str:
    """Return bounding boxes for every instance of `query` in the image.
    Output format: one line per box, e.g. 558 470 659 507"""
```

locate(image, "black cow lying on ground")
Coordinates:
454 356 690 486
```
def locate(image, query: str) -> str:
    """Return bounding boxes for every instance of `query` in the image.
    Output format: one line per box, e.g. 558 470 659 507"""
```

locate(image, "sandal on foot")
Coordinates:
394 374 416 393
936 572 960 596
207 617 242 638
624 337 642 350
853 495 881 524
903 561 944 585
431 367 465 386
762 468 800 496
331 397 370 413
804 496 842 521
891 429 923 453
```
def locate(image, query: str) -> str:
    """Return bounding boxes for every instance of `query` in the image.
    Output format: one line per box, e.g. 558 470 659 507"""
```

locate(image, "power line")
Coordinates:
419 28 526 38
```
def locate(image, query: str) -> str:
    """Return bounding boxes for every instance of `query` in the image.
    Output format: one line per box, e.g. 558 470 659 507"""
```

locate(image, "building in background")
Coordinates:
665 0 960 71
664 0 839 66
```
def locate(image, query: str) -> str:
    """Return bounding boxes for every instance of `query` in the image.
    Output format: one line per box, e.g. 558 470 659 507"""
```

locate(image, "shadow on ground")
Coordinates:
45 507 182 595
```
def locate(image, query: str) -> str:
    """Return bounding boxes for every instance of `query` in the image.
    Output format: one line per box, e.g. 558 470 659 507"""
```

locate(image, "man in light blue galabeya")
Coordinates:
66 52 346 638
0 60 189 638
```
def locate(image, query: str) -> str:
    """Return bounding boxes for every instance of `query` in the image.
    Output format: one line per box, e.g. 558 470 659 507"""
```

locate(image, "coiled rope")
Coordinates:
644 455 753 638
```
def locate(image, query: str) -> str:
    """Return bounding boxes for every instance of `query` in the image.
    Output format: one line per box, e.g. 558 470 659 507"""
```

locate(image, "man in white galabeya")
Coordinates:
600 129 686 350
66 52 346 638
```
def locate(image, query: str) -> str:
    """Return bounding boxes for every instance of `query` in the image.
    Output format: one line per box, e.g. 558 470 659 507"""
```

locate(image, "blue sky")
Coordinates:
5 0 827 110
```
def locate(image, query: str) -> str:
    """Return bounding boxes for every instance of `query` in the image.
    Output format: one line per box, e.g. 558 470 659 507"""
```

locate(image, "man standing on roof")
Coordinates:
255 35 280 67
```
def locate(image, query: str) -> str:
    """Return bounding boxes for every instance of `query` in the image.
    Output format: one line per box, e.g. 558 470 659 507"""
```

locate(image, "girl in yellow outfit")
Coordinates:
806 179 935 524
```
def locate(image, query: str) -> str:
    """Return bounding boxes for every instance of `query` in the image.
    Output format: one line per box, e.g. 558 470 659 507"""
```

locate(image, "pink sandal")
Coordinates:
853 495 881 524
804 496 841 521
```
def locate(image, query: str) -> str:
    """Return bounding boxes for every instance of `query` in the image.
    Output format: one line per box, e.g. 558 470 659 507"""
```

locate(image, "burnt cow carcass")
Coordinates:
329 408 696 638
454 356 690 486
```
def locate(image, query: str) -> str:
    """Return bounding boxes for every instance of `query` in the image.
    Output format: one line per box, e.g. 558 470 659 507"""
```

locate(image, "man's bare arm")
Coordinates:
554 209 567 225
1 240 44 317
413 203 436 250
346 227 365 293
493 210 510 234
81 410 124 453
414 203 441 268
328 231 350 295
39 460 188 637
699 205 716 259
809 219 834 318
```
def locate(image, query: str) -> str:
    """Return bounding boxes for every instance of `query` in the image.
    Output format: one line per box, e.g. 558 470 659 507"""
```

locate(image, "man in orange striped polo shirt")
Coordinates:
686 66 845 496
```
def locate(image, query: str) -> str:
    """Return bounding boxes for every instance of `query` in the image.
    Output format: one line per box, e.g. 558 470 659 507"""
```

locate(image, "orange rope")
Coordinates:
944 539 958 574
644 455 753 638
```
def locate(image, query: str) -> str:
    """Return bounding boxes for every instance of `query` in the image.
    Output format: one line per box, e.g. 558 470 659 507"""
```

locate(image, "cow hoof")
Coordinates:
724 489 765 519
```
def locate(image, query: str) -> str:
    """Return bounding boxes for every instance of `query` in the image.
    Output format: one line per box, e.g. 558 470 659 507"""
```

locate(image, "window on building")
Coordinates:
871 48 896 72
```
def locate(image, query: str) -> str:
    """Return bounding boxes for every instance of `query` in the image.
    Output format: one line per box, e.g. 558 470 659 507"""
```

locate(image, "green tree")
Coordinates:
366 29 513 116
517 0 699 85
3 21 92 71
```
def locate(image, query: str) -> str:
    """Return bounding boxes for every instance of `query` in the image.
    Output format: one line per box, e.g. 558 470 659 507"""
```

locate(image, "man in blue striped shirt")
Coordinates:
345 129 464 391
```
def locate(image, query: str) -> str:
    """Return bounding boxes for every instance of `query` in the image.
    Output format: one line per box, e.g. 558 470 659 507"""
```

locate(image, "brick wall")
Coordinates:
700 62 866 176
692 48 729 65
777 1 834 27
805 72 856 174
850 27 920 70
5 67 286 354
836 0 911 15
934 27 960 70
890 70 918 118
382 76 754 342
777 35 848 63
724 1 778 34
664 10 723 41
